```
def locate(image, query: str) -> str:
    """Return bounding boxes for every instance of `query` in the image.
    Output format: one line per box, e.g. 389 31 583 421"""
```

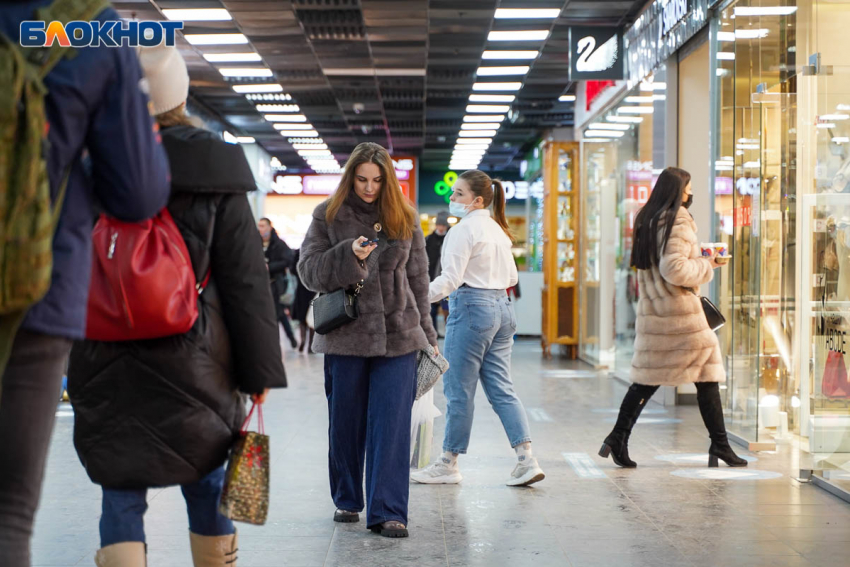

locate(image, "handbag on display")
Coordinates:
416 344 450 400
311 239 382 335
823 349 850 399
219 402 270 525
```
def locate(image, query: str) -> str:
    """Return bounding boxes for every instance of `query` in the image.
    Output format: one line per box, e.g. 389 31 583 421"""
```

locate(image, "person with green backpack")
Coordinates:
0 2 170 565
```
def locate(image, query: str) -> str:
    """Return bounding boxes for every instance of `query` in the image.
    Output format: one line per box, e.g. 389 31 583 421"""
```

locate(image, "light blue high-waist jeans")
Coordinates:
442 286 532 454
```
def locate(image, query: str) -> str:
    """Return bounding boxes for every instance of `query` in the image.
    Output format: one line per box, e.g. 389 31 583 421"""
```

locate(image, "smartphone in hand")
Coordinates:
360 239 378 247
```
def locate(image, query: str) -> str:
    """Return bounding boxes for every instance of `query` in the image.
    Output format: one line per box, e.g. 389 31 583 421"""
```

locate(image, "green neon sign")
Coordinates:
434 171 458 203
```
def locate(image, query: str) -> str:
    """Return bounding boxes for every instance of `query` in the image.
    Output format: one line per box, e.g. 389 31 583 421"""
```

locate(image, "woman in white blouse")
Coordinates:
410 170 545 487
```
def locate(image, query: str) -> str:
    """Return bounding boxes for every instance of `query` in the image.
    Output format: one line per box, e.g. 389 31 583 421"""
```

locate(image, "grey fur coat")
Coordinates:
297 193 438 357
631 207 725 386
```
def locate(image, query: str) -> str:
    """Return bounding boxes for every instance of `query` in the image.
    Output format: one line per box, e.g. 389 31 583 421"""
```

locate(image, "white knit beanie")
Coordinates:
137 43 189 115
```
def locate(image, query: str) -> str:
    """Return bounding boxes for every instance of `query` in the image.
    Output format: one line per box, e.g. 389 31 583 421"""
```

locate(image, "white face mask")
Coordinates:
449 201 472 218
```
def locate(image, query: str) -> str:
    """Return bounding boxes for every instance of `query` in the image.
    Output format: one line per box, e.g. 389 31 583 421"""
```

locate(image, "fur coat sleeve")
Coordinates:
407 227 438 345
297 204 370 294
658 209 714 289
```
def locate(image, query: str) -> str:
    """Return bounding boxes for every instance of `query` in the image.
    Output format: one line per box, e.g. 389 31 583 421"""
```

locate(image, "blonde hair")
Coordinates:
326 142 417 240
155 104 193 128
458 170 514 241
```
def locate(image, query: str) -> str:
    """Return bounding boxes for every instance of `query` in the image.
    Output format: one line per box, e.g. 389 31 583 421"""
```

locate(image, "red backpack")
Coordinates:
85 208 209 341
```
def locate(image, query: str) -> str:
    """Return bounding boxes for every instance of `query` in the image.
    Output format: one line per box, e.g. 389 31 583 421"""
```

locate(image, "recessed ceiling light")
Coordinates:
298 149 332 156
454 144 490 150
185 33 248 46
735 29 770 39
264 114 308 122
589 122 630 131
734 7 797 16
821 114 850 121
482 50 539 60
219 68 273 78
464 115 506 122
494 8 560 19
246 93 292 101
817 123 837 129
280 130 319 137
255 104 300 112
236 137 255 144
488 30 549 41
469 94 516 103
456 138 493 144
476 66 530 76
639 82 667 92
624 96 655 104
162 9 232 21
717 31 736 42
607 116 644 123
559 95 576 102
223 132 238 144
273 123 314 130
461 123 502 130
466 104 511 113
288 137 324 143
233 84 283 93
459 130 497 137
292 143 328 150
617 106 654 114
204 53 262 63
717 52 736 60
472 82 522 91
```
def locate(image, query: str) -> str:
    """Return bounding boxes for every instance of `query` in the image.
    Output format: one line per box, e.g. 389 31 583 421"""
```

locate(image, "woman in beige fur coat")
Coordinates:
599 167 747 469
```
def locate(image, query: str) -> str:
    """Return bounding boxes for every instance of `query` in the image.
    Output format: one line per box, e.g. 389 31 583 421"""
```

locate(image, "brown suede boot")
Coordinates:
189 531 238 566
94 542 146 567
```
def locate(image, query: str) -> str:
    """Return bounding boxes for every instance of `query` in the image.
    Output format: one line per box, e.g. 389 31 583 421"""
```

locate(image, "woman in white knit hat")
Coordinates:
68 43 287 567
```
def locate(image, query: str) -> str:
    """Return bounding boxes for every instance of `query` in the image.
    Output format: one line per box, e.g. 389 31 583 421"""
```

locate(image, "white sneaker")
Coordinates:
410 459 462 484
507 457 545 487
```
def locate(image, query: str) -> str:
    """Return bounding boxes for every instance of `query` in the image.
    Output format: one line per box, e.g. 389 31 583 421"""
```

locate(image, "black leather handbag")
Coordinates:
700 296 726 331
310 240 382 336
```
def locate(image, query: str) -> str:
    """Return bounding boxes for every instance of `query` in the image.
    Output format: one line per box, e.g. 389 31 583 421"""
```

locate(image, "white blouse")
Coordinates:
428 209 518 303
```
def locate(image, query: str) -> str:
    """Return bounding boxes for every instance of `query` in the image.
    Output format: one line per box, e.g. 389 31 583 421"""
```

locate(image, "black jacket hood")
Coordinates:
161 126 256 194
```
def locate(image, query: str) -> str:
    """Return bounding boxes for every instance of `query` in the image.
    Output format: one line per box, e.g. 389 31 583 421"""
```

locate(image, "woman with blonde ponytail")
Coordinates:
410 170 545 487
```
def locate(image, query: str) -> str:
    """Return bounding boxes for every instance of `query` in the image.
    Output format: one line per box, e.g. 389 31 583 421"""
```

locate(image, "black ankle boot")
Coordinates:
599 384 660 468
696 382 748 467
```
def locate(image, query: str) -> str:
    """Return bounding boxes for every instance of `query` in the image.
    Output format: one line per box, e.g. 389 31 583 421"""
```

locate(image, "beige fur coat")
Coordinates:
631 207 725 386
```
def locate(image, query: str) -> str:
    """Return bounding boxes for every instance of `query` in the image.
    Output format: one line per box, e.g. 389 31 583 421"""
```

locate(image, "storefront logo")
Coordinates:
660 0 689 39
569 27 624 81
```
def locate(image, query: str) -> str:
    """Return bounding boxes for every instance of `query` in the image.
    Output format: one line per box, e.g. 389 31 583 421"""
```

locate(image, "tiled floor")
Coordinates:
32 339 850 566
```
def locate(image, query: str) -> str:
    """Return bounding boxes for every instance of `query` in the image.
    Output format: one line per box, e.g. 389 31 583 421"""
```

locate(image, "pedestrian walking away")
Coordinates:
67 44 286 567
259 218 299 349
598 166 747 470
410 170 545 488
298 142 438 538
0 2 170 566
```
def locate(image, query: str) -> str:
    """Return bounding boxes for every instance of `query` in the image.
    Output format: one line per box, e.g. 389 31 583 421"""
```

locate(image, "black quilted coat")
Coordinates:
68 125 287 489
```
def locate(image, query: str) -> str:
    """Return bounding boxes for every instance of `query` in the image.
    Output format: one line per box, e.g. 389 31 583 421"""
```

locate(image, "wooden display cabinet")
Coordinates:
541 141 580 359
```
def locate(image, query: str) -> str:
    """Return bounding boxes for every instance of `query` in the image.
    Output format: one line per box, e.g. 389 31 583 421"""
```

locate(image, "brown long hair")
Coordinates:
458 170 514 241
630 166 692 269
326 142 416 240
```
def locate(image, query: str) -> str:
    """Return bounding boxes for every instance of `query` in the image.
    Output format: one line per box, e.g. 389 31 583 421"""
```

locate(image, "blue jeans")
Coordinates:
99 466 234 547
324 353 416 528
442 287 532 454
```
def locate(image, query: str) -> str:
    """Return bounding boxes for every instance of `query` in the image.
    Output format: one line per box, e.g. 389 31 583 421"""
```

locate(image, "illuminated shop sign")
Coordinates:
272 156 417 200
568 27 624 81
431 171 542 204
660 0 690 39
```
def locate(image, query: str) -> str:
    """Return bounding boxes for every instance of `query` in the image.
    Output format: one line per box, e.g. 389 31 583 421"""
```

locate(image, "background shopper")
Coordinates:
426 211 451 336
411 170 545 487
298 142 437 538
598 167 747 469
290 249 316 353
68 44 286 567
0 3 170 566
259 218 299 349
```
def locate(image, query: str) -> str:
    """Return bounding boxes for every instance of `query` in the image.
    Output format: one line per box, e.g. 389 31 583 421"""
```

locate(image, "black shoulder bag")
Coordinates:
311 240 382 335
692 289 725 331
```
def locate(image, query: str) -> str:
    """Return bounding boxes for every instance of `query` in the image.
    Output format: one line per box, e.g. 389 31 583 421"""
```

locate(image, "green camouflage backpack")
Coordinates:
0 0 109 384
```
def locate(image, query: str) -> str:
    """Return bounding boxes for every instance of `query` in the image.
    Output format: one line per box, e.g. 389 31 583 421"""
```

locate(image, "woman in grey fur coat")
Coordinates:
297 143 438 539
598 167 747 470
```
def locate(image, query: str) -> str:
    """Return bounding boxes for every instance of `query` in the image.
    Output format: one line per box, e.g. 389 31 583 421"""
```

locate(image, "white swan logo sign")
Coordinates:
568 27 623 81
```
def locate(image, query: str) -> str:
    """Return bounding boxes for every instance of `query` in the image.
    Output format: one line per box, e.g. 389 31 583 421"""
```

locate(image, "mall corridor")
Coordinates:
33 340 850 567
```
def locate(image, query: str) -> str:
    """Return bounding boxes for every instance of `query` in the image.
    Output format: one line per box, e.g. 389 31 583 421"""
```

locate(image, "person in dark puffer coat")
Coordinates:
67 44 286 567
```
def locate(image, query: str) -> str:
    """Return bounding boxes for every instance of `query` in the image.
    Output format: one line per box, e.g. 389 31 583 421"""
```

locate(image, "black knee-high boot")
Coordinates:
599 383 660 467
695 382 748 467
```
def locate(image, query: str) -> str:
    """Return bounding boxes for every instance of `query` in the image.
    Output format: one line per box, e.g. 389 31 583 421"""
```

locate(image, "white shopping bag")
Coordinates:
410 388 441 469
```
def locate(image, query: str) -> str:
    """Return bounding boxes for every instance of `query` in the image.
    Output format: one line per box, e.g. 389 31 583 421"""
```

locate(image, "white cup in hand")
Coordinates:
353 237 377 261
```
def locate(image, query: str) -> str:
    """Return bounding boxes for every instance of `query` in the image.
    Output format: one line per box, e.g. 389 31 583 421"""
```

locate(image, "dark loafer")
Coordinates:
370 521 409 538
333 510 360 523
